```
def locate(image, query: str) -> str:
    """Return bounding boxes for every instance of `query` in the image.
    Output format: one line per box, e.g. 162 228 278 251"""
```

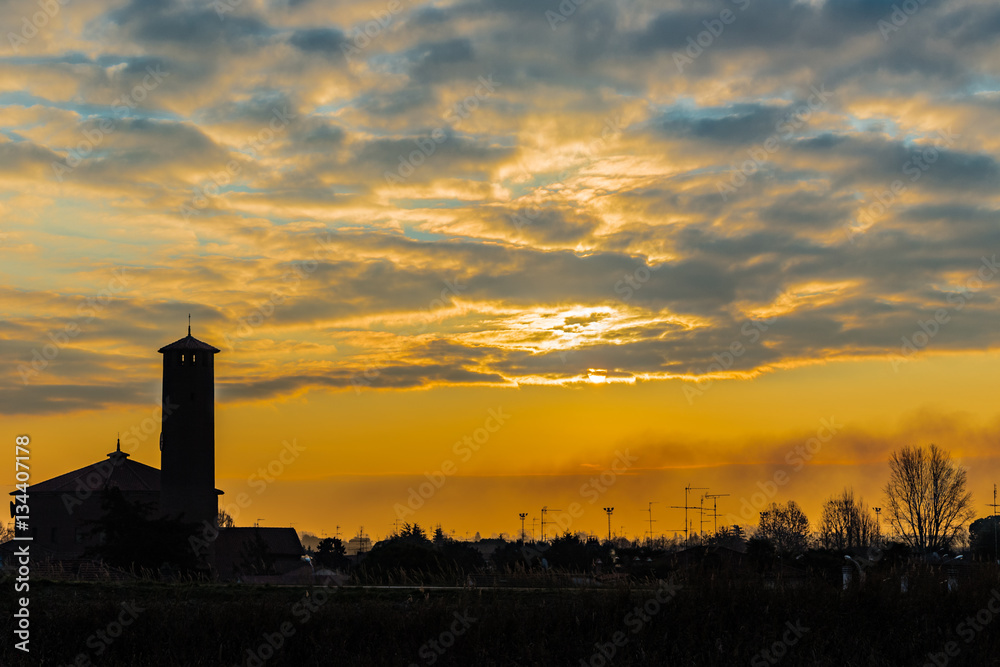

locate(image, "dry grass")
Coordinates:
3 565 1000 666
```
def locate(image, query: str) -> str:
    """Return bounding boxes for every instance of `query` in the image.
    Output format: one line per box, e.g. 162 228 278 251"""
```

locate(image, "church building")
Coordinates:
7 326 305 580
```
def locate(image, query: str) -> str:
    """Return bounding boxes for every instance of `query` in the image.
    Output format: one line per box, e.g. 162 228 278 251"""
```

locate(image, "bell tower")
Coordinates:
158 319 221 527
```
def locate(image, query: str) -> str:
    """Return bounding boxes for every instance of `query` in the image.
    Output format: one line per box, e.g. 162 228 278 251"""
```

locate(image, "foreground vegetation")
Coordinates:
4 564 1000 667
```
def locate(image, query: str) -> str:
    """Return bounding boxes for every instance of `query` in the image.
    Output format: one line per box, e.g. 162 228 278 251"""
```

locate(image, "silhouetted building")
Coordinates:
6 326 303 579
8 439 161 559
214 527 307 581
158 327 221 527
346 535 371 556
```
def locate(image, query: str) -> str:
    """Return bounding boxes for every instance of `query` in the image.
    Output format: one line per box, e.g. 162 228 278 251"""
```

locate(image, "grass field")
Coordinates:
4 568 1000 666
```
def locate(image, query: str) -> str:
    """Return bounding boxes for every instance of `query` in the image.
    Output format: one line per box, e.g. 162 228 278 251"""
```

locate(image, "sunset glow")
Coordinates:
4 0 1000 544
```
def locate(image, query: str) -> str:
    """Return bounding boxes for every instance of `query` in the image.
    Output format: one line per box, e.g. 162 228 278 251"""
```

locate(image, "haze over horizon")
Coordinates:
4 0 1000 540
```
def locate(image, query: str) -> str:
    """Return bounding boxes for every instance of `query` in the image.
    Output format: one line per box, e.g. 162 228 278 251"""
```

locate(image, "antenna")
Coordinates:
671 484 708 542
188 313 191 336
988 484 1000 564
540 506 562 542
704 493 730 534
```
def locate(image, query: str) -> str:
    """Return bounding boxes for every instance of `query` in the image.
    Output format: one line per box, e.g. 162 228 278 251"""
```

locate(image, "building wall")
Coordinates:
17 490 160 560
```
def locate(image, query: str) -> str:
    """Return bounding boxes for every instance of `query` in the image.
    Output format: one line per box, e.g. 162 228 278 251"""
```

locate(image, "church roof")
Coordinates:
13 441 161 495
157 330 220 354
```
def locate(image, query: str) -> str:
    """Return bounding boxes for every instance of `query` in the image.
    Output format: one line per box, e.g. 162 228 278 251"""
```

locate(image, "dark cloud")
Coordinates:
109 0 273 48
656 104 790 145
289 28 347 56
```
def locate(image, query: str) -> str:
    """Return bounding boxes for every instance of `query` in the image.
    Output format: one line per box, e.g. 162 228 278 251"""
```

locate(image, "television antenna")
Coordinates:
645 501 658 545
704 493 730 534
540 506 562 542
671 484 708 541
988 484 1000 564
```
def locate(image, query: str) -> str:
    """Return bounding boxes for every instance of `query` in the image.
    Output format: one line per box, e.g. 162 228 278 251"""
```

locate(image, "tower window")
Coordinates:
192 354 196 364
181 353 186 363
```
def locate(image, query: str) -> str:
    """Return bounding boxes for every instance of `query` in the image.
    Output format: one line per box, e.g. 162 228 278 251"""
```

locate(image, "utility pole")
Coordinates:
541 506 562 542
671 484 707 542
645 501 658 545
519 512 528 543
704 493 729 534
873 507 881 540
603 507 614 542
988 485 1000 564
531 517 538 542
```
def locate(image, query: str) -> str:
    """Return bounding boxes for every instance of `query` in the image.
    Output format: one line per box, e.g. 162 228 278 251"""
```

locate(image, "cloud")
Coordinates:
2 0 1000 413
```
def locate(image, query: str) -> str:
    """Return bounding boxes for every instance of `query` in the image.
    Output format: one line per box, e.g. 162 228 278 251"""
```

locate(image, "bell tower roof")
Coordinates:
157 323 221 354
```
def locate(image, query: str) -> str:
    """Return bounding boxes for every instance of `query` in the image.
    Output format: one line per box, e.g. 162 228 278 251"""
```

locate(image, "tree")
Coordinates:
238 530 276 576
217 509 236 528
819 488 877 550
355 526 483 584
756 501 809 556
398 522 429 543
315 537 349 570
884 444 975 552
85 487 201 573
706 526 747 551
969 516 999 562
0 521 13 543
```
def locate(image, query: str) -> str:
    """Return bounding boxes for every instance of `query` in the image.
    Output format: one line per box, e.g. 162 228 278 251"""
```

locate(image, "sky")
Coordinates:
3 0 1000 542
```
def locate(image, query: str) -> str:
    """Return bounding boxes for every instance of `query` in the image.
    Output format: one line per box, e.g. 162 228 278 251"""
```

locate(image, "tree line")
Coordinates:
752 443 992 557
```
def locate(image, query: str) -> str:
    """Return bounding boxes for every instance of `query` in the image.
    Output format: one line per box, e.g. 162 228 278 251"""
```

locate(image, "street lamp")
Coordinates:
873 507 881 539
518 512 528 543
603 507 614 542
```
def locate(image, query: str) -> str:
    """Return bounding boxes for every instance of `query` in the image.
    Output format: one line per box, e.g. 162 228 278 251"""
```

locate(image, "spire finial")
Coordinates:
109 433 129 459
188 313 191 336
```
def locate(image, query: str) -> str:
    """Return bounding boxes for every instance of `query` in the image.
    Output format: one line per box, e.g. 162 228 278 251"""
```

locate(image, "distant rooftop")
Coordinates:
215 527 305 558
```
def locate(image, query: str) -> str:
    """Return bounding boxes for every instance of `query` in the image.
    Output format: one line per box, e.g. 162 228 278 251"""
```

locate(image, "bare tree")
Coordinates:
756 501 809 556
819 488 877 550
884 444 975 551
